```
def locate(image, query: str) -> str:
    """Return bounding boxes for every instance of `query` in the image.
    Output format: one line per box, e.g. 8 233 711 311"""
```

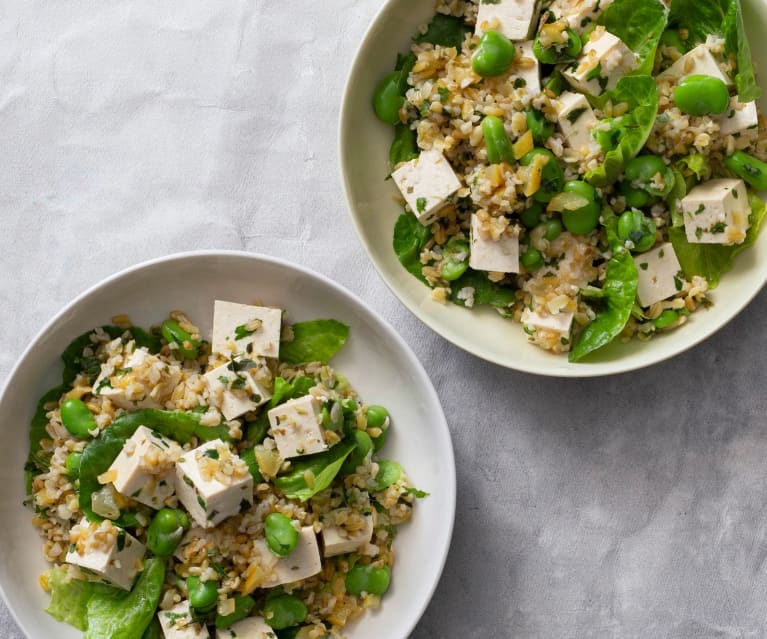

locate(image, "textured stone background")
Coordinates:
2 2 767 638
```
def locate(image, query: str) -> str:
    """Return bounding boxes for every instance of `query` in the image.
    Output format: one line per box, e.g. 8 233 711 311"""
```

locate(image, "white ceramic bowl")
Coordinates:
339 0 767 377
0 251 455 639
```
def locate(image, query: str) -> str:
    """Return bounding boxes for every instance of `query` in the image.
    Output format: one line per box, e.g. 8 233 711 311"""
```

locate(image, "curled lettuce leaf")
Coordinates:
598 0 669 74
45 567 96 631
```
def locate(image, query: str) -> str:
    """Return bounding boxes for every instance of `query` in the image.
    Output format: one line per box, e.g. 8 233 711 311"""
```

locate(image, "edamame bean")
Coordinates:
521 248 544 270
618 181 654 208
725 151 767 190
542 218 562 241
525 109 555 145
345 564 392 597
60 398 97 438
521 202 544 228
617 209 657 252
264 513 299 557
561 181 600 235
366 405 389 429
262 594 308 630
342 430 373 474
653 309 679 330
215 595 255 629
187 577 218 614
148 508 190 557
533 28 581 64
482 115 515 165
161 319 200 360
472 30 515 77
440 237 470 281
673 75 729 116
372 71 404 125
65 452 83 480
624 155 675 197
520 149 565 203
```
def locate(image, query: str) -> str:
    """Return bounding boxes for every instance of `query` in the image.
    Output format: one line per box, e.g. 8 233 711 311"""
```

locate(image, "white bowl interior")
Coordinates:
0 251 456 639
339 0 767 377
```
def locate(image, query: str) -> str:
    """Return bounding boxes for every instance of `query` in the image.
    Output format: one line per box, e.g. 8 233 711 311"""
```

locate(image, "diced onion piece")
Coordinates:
547 191 589 212
91 485 121 520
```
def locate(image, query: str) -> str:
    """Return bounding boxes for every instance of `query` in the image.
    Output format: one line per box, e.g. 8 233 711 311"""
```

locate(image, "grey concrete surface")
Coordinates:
2 2 767 638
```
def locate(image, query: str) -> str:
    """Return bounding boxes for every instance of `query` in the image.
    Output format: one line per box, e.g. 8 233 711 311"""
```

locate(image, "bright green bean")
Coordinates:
215 595 255 629
262 594 308 630
619 181 654 208
187 577 218 614
345 564 392 596
342 430 373 474
653 309 680 329
65 452 83 480
725 151 767 190
521 202 544 228
525 109 555 144
440 237 470 281
161 319 200 360
264 513 299 557
521 248 544 270
673 74 729 116
482 115 515 165
561 181 600 235
617 209 657 252
625 155 675 197
147 508 190 557
472 30 515 77
60 398 97 438
533 28 581 64
542 218 562 241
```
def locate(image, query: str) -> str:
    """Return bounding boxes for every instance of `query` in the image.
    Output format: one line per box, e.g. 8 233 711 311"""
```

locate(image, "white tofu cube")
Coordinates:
563 27 638 95
520 309 574 347
215 616 274 639
203 361 272 421
391 149 461 225
321 512 375 557
175 440 254 528
681 179 750 245
212 300 282 359
634 243 683 307
556 91 598 154
257 526 322 588
158 602 209 639
469 213 519 273
716 98 758 137
66 520 146 591
475 0 541 41
550 0 614 33
512 41 541 95
267 395 327 459
107 425 181 510
658 44 731 86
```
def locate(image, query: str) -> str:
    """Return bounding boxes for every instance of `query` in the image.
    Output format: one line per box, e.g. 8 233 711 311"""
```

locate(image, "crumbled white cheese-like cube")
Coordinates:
512 41 541 95
321 511 375 557
106 425 181 509
175 439 254 528
65 519 146 591
158 602 209 639
634 243 683 307
658 43 731 86
267 395 327 459
555 91 598 154
391 149 461 225
550 0 614 33
93 346 182 411
469 214 519 273
475 0 541 41
520 309 574 347
257 526 322 588
212 300 282 359
681 179 750 245
716 97 758 137
203 360 272 421
215 616 275 639
563 27 638 95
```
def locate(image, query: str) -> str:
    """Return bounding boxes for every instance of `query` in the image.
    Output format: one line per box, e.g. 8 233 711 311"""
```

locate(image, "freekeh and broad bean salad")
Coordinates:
373 0 767 361
26 301 424 639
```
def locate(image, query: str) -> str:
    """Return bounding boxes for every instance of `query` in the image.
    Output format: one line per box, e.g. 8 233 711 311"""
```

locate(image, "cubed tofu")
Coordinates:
563 27 638 95
66 519 146 591
158 602 209 639
512 41 541 95
215 616 275 639
175 440 254 528
555 91 598 154
212 300 282 359
634 243 683 307
550 0 614 33
93 347 182 411
520 309 574 347
681 179 750 245
469 213 519 273
391 149 461 225
716 98 759 137
658 44 731 86
321 512 375 557
475 0 541 41
107 425 181 510
267 395 327 459
258 526 322 588
204 361 272 421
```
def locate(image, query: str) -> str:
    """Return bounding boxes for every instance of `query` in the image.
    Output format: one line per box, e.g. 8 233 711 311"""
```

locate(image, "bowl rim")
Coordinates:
337 1 767 378
0 249 457 639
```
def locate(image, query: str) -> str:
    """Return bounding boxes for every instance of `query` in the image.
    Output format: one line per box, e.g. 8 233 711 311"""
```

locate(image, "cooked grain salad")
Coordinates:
373 0 767 361
25 302 424 639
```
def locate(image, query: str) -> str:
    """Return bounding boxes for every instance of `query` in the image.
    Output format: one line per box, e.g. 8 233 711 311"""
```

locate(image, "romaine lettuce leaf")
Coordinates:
45 567 95 631
279 319 349 365
598 0 668 74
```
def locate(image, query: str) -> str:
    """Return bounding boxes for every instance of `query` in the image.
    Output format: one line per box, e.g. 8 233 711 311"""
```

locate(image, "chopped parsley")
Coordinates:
566 107 587 124
437 86 450 103
203 449 220 460
513 77 527 89
234 323 257 340
416 197 427 213
710 222 726 234
585 62 602 81
695 227 704 240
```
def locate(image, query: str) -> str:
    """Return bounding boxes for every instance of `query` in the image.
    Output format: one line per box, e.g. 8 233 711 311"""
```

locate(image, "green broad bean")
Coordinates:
544 71 566 96
60 398 97 438
147 508 190 557
187 577 218 614
526 109 555 145
482 115 515 165
725 151 767 190
264 512 299 557
532 28 581 64
624 155 675 197
160 319 200 360
653 309 679 330
215 595 255 629
673 74 729 116
65 452 83 480
542 218 562 241
618 181 654 208
372 71 404 125
366 404 391 452
521 201 544 228
472 30 515 77
520 149 565 203
345 564 392 597
561 181 600 235
342 430 373 474
521 248 544 270
262 594 308 630
440 237 470 281
617 209 657 252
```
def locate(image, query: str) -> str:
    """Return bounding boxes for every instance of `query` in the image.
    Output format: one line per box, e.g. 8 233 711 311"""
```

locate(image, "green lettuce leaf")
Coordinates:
25 384 66 494
669 192 767 287
586 76 659 187
393 212 432 284
279 320 349 365
448 269 516 309
274 442 355 501
414 13 469 51
390 123 419 167
84 557 165 639
570 248 639 362
598 0 668 74
45 567 96 631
